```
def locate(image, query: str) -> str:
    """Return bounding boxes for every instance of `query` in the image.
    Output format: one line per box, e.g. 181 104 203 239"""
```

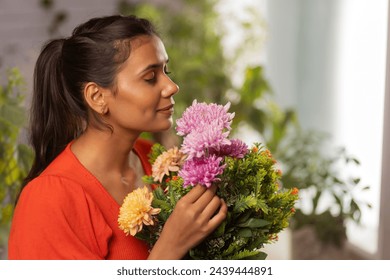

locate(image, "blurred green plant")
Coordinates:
275 130 372 247
0 68 33 254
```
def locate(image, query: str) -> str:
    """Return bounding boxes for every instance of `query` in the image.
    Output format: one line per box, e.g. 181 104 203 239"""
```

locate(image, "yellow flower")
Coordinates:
152 147 186 183
118 186 161 236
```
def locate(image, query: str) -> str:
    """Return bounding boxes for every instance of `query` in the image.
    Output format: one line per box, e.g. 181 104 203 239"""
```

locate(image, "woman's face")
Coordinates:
105 35 179 134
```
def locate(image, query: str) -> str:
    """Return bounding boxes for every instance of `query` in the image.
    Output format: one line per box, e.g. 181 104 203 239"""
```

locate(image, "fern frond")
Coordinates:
233 195 257 213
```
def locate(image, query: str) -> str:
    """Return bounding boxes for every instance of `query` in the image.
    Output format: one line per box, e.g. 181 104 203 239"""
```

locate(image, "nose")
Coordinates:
162 77 179 97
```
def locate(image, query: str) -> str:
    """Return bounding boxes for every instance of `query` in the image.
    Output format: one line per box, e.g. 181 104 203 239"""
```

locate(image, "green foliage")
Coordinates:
147 143 167 165
139 143 298 260
0 69 33 248
276 130 371 246
230 66 272 134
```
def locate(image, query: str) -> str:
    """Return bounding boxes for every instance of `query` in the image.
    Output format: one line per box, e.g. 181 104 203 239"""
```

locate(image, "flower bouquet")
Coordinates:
118 100 298 260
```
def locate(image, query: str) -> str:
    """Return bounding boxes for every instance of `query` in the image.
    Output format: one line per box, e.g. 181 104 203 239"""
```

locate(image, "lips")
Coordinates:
157 104 174 111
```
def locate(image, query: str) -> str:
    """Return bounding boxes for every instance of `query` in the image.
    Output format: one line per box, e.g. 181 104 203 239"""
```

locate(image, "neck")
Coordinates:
71 127 146 205
71 127 140 176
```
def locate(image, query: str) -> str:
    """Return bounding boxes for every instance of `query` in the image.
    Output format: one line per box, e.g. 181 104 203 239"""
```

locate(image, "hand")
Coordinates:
147 184 227 259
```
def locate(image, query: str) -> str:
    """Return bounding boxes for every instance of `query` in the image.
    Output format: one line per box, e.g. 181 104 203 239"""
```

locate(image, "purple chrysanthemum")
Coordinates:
178 155 225 188
211 139 249 159
176 100 235 136
180 122 231 160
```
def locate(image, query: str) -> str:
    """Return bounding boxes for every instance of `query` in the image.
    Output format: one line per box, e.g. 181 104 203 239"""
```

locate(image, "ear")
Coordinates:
83 82 108 115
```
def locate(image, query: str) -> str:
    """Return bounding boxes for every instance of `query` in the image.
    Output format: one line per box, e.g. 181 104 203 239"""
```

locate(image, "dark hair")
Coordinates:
20 15 158 194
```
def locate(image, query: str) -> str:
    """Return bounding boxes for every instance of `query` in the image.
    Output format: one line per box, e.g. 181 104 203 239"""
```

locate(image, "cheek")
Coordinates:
113 83 162 123
120 96 159 125
134 98 159 119
131 90 160 114
116 84 156 111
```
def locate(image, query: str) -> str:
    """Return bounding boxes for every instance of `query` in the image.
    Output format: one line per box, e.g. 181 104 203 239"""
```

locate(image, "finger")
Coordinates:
179 184 207 203
207 199 228 231
201 194 222 218
193 185 218 208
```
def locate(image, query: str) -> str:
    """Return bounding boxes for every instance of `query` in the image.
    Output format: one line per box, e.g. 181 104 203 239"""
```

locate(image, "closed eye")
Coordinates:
144 71 156 83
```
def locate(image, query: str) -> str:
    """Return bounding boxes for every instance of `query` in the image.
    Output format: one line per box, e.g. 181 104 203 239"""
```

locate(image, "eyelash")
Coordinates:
164 65 171 75
144 74 156 84
144 67 172 84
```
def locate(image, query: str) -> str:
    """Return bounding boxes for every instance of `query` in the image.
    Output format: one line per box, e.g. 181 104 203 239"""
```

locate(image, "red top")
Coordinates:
8 139 153 260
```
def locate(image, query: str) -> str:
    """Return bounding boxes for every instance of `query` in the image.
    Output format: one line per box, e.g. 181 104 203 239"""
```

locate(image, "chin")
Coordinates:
150 120 173 133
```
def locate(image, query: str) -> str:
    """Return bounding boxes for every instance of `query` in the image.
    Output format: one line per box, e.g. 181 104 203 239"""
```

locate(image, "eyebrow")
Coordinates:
139 59 169 74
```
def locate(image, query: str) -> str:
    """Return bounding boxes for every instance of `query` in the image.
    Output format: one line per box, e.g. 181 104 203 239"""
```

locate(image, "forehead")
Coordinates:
127 35 168 67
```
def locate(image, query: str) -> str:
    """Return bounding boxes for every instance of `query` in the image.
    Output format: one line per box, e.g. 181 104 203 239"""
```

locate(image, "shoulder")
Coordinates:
16 175 97 224
41 143 89 182
9 175 112 259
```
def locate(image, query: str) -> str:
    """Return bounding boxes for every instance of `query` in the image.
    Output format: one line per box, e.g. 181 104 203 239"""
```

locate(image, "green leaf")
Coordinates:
238 218 270 228
237 228 252 238
152 198 171 212
255 199 269 214
240 66 270 104
233 195 257 213
212 220 226 238
227 249 266 260
244 251 268 260
236 211 251 224
352 178 361 185
147 143 166 165
152 187 166 200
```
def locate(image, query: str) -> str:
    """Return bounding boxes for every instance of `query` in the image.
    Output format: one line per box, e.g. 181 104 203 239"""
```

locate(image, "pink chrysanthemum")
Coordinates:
176 100 235 136
178 155 225 188
212 139 249 159
180 122 231 160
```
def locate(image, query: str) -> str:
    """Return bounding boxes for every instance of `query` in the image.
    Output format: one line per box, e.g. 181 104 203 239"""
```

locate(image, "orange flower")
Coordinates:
291 187 299 195
118 186 161 236
261 149 272 158
152 147 186 183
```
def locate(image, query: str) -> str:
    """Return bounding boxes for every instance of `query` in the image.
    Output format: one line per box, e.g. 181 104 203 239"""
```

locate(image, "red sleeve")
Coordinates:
8 176 112 260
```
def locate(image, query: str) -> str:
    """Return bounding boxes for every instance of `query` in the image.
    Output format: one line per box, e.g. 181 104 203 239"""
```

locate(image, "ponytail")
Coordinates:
22 39 85 189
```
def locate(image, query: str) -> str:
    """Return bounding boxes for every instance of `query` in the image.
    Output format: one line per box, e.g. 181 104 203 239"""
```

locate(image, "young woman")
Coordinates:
8 15 227 260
